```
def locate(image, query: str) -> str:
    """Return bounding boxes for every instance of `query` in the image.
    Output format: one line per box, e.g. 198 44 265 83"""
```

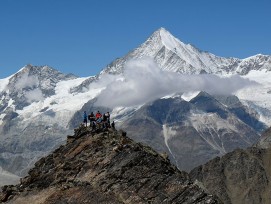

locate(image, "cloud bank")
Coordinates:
95 58 257 108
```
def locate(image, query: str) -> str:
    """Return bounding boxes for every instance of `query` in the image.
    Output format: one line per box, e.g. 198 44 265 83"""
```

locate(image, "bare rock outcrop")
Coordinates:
190 146 271 204
1 126 220 203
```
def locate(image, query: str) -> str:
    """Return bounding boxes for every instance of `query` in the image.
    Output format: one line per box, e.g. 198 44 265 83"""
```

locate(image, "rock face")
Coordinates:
256 127 271 149
0 126 220 203
189 130 271 204
121 92 263 172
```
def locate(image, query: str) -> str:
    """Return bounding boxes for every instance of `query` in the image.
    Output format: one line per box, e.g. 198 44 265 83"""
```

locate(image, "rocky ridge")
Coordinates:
189 127 271 204
256 127 271 149
0 126 221 203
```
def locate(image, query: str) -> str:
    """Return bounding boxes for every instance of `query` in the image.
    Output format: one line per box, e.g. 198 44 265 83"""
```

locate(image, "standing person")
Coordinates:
111 121 115 130
105 111 110 124
88 112 95 126
95 111 102 120
83 111 88 127
104 112 110 127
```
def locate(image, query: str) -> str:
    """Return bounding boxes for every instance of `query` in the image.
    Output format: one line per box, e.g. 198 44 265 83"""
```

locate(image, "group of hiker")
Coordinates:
83 110 115 131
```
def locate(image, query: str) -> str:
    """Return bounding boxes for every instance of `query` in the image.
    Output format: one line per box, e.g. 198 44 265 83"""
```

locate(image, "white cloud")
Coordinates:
25 89 44 103
95 58 257 108
15 73 39 90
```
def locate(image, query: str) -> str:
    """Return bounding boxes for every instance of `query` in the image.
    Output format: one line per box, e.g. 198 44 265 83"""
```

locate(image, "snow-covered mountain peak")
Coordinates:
9 64 77 86
156 27 184 51
101 27 237 75
0 65 78 111
13 64 71 78
149 27 191 55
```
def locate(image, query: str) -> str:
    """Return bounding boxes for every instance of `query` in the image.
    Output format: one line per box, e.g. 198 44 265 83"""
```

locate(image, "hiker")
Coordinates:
105 111 110 125
111 121 115 130
100 113 110 130
83 111 88 127
88 112 95 126
91 121 97 132
95 111 102 120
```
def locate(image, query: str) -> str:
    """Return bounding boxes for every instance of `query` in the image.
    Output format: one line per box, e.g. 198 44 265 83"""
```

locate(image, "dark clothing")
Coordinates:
83 111 88 126
111 121 115 129
88 112 95 122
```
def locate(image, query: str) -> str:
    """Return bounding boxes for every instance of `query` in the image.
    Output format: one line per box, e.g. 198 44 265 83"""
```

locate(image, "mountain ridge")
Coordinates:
99 27 271 76
189 127 271 204
0 126 221 203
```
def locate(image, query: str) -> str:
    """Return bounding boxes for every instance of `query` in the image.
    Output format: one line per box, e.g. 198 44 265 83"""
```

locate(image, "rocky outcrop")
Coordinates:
0 126 220 203
189 146 271 204
256 127 271 149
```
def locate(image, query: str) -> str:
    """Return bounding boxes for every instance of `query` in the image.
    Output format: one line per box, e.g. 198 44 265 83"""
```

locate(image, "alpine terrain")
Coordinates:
0 27 271 186
0 127 221 203
190 127 271 204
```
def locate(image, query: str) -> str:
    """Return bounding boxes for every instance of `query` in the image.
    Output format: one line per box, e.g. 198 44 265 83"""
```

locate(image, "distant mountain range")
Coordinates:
0 27 271 186
120 91 265 171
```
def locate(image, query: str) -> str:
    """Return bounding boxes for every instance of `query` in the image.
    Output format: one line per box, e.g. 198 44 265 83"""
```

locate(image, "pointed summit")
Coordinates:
151 27 172 37
100 27 271 76
101 27 225 75
153 27 186 51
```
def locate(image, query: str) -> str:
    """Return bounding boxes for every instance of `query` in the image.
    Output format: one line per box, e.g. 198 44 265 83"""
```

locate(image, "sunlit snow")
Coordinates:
16 77 104 127
181 91 200 101
235 69 271 125
0 76 10 92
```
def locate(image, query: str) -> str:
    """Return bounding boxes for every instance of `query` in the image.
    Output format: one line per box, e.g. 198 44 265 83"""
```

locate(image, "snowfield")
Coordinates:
235 69 271 125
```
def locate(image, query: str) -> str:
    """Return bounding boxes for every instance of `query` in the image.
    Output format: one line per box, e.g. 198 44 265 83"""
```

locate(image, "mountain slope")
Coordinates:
0 64 77 111
190 146 271 204
120 92 262 171
256 127 271 149
0 65 86 179
0 127 221 203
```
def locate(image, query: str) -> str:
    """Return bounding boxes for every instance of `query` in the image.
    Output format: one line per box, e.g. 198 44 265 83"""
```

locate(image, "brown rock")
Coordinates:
2 126 221 204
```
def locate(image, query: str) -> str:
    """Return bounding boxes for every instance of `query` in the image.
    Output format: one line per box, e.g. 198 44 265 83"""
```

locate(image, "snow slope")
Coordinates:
235 69 271 125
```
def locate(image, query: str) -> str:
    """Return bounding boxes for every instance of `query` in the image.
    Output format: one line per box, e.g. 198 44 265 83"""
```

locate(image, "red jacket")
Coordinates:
96 112 102 119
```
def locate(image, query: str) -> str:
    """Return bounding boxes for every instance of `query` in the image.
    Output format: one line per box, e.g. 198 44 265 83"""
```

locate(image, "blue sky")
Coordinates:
0 0 270 78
